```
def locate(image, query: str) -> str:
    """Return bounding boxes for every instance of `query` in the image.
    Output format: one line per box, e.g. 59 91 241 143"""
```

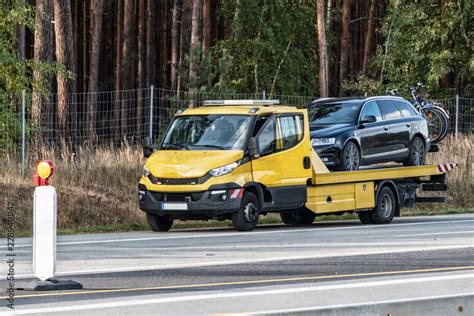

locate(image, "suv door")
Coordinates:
377 100 410 157
251 113 311 210
357 100 386 160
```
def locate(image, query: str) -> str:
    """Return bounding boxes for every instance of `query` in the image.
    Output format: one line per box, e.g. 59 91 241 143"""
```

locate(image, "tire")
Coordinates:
403 136 426 166
339 141 360 171
369 186 397 224
146 213 173 231
358 211 373 224
280 208 316 226
232 192 259 231
422 107 448 144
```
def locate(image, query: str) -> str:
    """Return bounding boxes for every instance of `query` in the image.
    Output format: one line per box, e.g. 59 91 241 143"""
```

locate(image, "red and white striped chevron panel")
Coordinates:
437 163 457 173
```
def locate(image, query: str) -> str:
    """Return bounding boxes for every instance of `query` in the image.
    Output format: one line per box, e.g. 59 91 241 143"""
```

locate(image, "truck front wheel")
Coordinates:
232 192 259 231
280 208 316 226
146 213 174 231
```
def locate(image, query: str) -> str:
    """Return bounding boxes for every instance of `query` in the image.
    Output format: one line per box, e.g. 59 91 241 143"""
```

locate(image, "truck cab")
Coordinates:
138 100 454 232
139 100 313 231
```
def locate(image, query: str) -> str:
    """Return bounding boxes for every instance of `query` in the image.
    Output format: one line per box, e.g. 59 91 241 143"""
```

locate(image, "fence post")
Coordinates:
455 95 459 135
262 90 266 99
149 85 154 139
21 90 26 177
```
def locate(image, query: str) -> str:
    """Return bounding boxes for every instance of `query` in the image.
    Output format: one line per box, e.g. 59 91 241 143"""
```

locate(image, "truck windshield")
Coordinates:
161 115 253 150
309 101 363 125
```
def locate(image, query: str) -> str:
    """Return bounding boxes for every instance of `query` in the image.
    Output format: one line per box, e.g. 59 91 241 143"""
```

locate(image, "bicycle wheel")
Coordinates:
422 107 448 143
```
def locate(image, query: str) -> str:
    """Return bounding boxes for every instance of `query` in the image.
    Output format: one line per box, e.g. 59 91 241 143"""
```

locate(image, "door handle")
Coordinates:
406 124 411 127
303 156 311 169
384 127 389 131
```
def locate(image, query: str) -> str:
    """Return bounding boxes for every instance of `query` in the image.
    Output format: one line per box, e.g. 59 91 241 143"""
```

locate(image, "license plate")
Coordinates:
161 203 188 211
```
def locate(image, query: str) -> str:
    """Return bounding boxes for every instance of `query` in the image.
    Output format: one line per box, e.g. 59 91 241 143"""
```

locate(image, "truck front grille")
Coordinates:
148 173 212 185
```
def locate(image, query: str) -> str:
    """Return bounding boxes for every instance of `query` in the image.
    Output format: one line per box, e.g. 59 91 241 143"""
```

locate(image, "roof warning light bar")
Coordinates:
203 99 280 106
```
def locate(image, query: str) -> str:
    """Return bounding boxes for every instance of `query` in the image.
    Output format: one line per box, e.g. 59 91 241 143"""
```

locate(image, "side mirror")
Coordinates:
360 115 377 125
143 137 155 158
248 137 259 158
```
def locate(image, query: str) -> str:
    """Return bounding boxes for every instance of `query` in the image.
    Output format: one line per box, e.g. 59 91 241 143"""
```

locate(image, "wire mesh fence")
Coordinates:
1 86 472 169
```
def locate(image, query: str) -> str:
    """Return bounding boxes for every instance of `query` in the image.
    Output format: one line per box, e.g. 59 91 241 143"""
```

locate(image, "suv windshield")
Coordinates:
309 101 363 125
161 115 253 150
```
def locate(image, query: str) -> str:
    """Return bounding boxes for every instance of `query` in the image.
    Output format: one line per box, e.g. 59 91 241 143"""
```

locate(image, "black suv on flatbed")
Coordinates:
307 96 431 171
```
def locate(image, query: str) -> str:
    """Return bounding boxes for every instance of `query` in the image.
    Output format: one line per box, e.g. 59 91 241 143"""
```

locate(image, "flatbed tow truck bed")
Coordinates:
306 150 456 215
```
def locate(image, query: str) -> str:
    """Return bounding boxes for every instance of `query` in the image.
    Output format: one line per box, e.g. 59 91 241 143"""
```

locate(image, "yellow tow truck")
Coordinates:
138 100 456 231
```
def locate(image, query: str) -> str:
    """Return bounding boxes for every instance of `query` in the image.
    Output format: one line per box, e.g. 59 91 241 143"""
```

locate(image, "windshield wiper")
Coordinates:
189 144 226 150
162 143 188 150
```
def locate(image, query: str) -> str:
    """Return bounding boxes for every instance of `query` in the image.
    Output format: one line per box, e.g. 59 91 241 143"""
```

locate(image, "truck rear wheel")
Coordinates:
146 213 173 231
232 192 259 231
370 186 396 224
280 208 316 226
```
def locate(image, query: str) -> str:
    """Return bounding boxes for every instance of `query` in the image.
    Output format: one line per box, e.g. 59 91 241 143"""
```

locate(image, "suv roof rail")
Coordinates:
203 99 280 106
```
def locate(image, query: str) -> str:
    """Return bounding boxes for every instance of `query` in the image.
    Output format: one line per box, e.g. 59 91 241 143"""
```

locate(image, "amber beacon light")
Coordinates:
34 160 54 186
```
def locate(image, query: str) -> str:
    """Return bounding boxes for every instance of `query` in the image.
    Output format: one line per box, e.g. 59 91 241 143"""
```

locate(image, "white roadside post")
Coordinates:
17 160 82 291
33 186 57 281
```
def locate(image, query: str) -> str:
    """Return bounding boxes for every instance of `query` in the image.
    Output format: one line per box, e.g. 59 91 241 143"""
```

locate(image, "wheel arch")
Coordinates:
243 182 265 208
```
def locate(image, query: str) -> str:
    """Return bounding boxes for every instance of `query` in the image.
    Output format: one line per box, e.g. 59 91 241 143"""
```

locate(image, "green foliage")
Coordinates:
0 1 60 97
0 1 62 153
372 0 473 98
216 0 319 96
177 44 235 93
341 74 384 96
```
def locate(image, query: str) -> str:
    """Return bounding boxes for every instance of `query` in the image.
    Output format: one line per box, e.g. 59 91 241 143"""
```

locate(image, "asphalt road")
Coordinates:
0 214 473 315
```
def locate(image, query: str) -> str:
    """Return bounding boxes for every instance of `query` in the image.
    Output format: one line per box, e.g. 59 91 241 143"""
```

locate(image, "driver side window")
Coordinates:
257 119 276 155
360 101 382 122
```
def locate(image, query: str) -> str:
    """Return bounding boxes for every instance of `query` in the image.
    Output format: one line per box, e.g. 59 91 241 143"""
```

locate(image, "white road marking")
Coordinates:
0 240 469 254
2 218 473 249
396 231 474 237
3 244 473 280
7 273 474 314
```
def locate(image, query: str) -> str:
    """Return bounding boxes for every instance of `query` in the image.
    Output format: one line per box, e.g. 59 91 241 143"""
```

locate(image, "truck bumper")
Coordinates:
138 184 242 219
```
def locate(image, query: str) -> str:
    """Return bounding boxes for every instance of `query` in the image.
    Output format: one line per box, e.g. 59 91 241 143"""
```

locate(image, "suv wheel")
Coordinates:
146 213 173 231
232 192 259 231
404 136 426 166
340 141 360 171
280 208 316 226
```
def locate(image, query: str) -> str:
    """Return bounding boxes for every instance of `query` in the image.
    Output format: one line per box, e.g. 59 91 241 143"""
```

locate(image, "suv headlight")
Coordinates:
209 161 240 177
143 166 151 177
311 138 336 146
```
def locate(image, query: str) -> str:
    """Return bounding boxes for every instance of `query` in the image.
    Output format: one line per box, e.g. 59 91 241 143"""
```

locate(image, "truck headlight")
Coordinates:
311 138 336 146
143 166 151 177
209 161 240 177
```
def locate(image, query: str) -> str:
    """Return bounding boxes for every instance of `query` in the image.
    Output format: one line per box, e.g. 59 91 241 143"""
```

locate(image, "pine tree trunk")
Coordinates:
121 0 134 137
178 0 192 92
54 0 76 147
146 0 156 88
137 0 146 136
171 0 182 91
87 0 104 143
363 0 377 74
339 0 351 96
115 0 123 138
189 0 203 91
316 0 329 97
202 0 211 52
32 0 53 154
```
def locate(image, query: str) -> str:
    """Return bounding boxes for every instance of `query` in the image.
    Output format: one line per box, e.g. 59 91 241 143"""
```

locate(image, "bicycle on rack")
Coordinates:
386 83 449 144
